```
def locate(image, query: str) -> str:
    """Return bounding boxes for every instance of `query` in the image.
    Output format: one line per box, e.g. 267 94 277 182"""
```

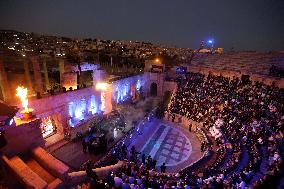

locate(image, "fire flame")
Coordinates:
16 86 29 112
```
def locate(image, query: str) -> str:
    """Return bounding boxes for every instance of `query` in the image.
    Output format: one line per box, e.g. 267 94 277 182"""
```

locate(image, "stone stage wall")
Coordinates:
27 86 104 135
110 74 146 103
20 74 147 136
6 73 175 148
25 73 174 131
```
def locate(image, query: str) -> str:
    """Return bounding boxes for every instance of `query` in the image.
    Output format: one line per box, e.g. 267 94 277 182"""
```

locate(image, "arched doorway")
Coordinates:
150 82 158 96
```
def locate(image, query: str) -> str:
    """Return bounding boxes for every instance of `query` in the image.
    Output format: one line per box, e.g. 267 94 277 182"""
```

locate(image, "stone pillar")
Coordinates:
58 107 69 134
158 73 164 97
0 56 12 102
103 86 113 114
93 69 104 83
31 56 43 94
23 60 33 92
59 59 65 87
42 58 50 90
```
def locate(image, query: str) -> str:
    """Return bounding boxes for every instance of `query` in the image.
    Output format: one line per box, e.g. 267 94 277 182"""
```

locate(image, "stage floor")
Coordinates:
51 119 203 173
129 119 203 173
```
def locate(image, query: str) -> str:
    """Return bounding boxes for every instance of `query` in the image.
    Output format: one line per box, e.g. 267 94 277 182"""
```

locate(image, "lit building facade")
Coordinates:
22 74 146 143
111 75 145 103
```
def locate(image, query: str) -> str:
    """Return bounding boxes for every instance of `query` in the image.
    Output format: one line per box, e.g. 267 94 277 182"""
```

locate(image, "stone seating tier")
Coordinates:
31 147 70 181
2 155 48 189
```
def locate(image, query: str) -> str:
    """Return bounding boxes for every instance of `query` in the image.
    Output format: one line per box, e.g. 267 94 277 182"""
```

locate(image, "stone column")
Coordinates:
58 59 65 87
42 58 50 90
0 56 12 102
58 106 69 134
158 73 164 97
31 56 43 94
23 59 33 92
103 86 113 114
93 69 103 83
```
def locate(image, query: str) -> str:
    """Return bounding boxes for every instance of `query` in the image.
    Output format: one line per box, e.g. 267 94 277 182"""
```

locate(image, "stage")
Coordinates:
49 97 160 170
48 97 202 172
129 119 203 173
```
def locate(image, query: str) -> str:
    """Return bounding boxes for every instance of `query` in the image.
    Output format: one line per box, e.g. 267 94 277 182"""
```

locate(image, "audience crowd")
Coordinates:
85 72 283 189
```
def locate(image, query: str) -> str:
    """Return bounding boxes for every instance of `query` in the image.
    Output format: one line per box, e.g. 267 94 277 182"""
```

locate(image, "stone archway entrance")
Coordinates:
150 82 158 96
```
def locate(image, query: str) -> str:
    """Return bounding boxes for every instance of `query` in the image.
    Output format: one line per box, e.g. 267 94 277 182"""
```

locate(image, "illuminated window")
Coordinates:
40 117 56 138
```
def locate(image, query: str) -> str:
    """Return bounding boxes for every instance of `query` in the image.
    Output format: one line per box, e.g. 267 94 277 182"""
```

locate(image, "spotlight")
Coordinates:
5 118 14 126
9 118 14 126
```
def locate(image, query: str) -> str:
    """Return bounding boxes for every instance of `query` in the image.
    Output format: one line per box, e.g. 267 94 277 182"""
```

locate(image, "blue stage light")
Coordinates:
68 119 75 127
9 118 13 126
5 118 14 126
113 76 145 104
136 79 141 91
68 95 102 127
68 102 74 118
89 95 98 115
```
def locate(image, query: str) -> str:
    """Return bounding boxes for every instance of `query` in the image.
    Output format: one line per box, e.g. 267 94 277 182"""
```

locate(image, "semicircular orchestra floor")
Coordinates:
130 119 203 173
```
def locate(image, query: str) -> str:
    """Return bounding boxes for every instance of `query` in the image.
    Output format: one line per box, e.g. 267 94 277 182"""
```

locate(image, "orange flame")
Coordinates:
16 86 29 112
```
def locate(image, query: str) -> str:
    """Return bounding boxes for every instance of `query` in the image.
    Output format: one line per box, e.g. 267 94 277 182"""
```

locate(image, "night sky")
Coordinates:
0 0 283 51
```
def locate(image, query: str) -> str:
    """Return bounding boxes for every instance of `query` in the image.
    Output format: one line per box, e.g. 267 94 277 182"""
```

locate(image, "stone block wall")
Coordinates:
28 87 102 133
2 155 48 189
0 118 44 157
144 72 164 97
163 81 177 94
190 52 284 87
188 66 284 89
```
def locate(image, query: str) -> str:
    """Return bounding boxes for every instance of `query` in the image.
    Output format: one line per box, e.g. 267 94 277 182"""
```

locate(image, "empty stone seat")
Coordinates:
47 178 63 189
2 155 48 189
31 147 70 181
